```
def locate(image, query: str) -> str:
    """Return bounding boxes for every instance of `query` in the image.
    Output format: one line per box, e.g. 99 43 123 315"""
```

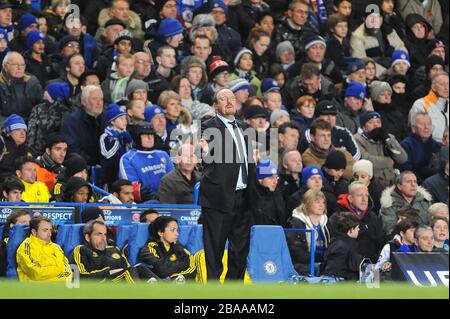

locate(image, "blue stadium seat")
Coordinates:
63 224 84 256
116 225 133 250
0 225 3 237
6 224 29 279
56 224 71 253
127 223 150 265
179 225 204 254
246 225 299 283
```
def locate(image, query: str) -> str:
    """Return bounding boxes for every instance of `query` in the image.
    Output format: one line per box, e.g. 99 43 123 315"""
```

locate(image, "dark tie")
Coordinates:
228 120 248 184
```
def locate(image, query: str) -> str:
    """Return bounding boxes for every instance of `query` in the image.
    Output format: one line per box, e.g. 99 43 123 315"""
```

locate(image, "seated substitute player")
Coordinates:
16 216 72 282
69 220 158 283
139 216 196 281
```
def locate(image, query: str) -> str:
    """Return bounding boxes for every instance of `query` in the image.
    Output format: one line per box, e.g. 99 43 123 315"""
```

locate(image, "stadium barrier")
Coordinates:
0 202 201 226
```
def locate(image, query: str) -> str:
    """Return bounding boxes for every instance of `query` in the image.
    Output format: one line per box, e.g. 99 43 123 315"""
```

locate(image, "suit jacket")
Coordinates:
199 116 255 213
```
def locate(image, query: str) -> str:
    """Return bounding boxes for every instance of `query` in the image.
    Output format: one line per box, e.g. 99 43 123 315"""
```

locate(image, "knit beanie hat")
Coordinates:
261 78 281 95
17 13 38 32
2 114 27 134
144 105 166 123
345 58 365 76
209 0 228 14
323 150 347 170
345 82 366 99
114 29 133 45
107 103 126 123
81 206 105 224
276 41 295 61
58 34 79 51
46 82 70 101
315 100 338 117
256 159 278 180
360 111 381 128
426 39 446 57
243 105 269 120
209 56 229 79
425 55 445 75
391 50 410 67
228 78 250 94
270 109 290 126
64 153 88 178
352 159 373 178
304 34 326 51
387 74 408 88
125 79 148 98
301 166 324 186
370 81 392 101
233 48 253 68
154 0 173 14
158 18 184 38
26 30 45 49
105 17 127 29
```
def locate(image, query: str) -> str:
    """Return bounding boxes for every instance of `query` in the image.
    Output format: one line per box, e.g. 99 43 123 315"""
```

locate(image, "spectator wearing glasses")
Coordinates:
274 0 315 61
0 51 43 121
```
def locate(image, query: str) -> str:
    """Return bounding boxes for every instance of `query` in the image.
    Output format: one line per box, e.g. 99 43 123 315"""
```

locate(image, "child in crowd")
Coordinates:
262 78 283 112
102 53 135 104
323 211 362 280
326 13 351 72
99 104 133 188
375 217 419 271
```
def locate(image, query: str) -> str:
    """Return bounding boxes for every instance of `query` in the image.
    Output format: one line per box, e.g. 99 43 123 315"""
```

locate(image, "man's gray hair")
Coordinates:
1 51 22 68
414 225 433 240
395 170 416 185
282 149 300 165
412 111 431 127
81 85 103 105
431 71 449 84
83 220 106 237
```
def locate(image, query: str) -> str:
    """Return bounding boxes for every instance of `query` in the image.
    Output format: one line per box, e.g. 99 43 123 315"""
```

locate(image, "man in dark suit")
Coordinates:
199 88 255 281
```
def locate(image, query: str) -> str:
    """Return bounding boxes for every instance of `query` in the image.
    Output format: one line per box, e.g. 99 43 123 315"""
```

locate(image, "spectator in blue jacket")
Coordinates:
119 123 174 200
400 112 442 182
61 15 99 70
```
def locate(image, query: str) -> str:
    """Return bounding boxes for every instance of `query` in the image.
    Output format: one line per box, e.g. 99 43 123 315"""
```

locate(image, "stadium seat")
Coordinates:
63 224 84 256
178 225 204 254
116 225 133 250
0 225 3 237
127 223 150 265
55 224 71 253
6 224 29 279
246 225 299 283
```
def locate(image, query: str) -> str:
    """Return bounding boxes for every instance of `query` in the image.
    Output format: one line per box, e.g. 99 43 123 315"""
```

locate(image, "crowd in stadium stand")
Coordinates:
0 0 449 283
